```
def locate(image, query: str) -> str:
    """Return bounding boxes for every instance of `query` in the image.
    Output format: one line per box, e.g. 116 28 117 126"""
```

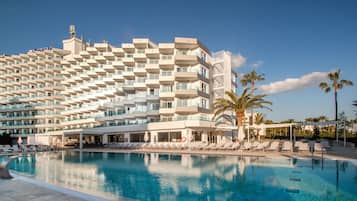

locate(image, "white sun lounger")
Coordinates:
220 142 233 150
314 143 326 152
254 141 270 151
266 141 280 151
230 143 240 150
240 142 252 150
295 141 309 152
281 141 293 151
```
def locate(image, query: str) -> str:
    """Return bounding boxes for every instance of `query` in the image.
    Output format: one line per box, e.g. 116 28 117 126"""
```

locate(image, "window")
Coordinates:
201 98 207 109
201 83 207 93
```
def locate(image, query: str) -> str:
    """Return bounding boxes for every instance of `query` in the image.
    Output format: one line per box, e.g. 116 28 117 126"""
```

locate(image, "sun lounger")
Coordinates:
320 140 331 149
253 141 270 151
266 141 280 151
203 144 216 150
281 141 292 151
314 143 326 152
240 142 252 150
230 143 240 150
295 141 309 152
220 142 233 150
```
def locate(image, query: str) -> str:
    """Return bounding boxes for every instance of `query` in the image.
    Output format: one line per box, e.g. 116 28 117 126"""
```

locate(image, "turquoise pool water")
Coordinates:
7 151 357 201
0 155 8 164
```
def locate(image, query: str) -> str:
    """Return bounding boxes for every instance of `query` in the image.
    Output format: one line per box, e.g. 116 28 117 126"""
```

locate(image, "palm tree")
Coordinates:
254 113 265 125
319 69 353 139
213 89 272 141
241 70 265 140
353 100 357 107
254 113 266 140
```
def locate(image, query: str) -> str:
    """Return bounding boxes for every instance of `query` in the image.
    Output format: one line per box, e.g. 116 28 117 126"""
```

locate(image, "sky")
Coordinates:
1 0 356 122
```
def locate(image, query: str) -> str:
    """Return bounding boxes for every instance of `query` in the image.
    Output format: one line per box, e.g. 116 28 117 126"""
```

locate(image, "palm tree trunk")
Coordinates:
334 90 338 141
237 111 245 141
249 81 255 142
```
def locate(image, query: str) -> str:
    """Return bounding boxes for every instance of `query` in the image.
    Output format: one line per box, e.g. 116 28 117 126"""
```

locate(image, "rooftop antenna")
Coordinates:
69 25 76 38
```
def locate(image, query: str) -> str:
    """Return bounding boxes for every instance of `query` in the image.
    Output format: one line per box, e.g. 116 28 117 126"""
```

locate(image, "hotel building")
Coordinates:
0 48 70 144
0 27 237 147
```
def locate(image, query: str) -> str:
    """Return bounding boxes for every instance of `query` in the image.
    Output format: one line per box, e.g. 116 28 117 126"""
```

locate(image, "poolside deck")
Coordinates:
0 179 86 201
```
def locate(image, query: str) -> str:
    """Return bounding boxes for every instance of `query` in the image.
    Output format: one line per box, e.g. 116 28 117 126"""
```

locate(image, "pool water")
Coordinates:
0 155 8 164
7 151 357 201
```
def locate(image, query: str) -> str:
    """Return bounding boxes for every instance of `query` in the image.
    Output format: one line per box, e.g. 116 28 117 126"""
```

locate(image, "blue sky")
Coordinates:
1 0 356 121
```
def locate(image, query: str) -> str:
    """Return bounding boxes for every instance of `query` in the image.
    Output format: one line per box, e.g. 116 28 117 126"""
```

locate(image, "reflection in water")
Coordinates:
8 151 357 201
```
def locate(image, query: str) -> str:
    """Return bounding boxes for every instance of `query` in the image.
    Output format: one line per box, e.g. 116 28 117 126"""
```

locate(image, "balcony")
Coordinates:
145 49 160 58
121 43 135 52
87 71 98 77
133 53 147 62
159 74 174 83
159 91 174 98
86 59 97 65
79 51 90 58
86 47 98 54
133 38 150 48
62 117 96 126
122 57 135 66
175 71 198 81
145 79 160 87
103 52 115 59
94 43 109 51
133 67 146 75
80 74 90 80
112 61 124 68
80 62 90 69
145 63 159 72
158 43 174 54
174 37 199 49
94 68 106 75
175 54 199 65
122 71 135 78
94 55 106 62
133 82 146 89
175 88 198 98
112 48 124 56
159 58 174 69
159 108 175 114
175 106 199 114
113 74 124 81
73 55 83 61
103 64 115 72
103 77 115 84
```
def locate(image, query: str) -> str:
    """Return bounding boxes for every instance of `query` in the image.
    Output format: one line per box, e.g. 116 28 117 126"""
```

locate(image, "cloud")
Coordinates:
250 60 263 68
259 71 329 94
231 53 246 68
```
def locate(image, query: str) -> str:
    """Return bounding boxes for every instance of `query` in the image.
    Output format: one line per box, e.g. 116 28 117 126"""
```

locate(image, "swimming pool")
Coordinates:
7 151 357 201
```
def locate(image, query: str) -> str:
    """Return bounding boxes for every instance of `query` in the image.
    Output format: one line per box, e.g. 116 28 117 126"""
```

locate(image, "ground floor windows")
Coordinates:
158 131 182 142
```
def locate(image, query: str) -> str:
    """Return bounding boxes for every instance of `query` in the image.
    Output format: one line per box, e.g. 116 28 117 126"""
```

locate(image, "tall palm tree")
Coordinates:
240 70 265 124
319 69 353 139
213 89 272 141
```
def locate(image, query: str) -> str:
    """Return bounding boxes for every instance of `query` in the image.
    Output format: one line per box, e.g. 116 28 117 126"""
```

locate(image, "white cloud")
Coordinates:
250 60 264 68
259 71 329 94
231 53 246 68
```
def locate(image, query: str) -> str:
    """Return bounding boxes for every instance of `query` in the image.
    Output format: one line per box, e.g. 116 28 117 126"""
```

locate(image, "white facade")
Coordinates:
0 28 238 146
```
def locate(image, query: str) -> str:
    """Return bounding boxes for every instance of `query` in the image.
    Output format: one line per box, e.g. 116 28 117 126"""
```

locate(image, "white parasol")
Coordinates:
17 136 23 144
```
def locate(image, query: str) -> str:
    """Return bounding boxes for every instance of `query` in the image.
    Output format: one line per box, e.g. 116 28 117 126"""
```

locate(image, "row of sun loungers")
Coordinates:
0 145 20 153
0 144 52 153
105 140 331 152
